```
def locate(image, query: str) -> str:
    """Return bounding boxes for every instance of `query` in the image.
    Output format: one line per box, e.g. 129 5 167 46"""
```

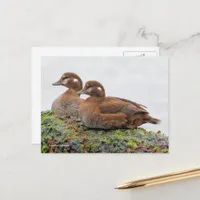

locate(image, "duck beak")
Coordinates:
52 80 62 86
77 89 85 95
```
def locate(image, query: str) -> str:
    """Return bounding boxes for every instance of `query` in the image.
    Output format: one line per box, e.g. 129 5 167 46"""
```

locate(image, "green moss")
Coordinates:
41 145 49 153
161 149 169 153
41 110 169 153
127 141 138 148
153 146 159 152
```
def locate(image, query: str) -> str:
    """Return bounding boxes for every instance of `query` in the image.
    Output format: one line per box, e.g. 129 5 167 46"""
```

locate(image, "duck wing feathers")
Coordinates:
98 97 148 115
114 97 147 109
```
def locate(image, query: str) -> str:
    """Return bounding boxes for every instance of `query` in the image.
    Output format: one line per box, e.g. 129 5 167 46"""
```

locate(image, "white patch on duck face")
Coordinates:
97 87 102 91
73 78 79 83
62 78 69 85
87 87 93 93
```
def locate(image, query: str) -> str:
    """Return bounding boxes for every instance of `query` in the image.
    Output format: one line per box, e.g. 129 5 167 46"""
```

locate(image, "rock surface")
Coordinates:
41 110 169 153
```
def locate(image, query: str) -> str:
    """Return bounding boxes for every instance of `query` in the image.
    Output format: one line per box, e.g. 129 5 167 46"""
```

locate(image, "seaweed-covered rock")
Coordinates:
41 110 169 153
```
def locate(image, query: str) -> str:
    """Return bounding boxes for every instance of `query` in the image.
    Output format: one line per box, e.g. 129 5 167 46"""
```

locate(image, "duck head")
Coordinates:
52 72 83 92
77 81 105 97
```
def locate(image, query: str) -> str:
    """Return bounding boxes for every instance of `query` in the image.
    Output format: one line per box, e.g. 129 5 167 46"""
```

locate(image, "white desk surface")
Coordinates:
0 0 200 199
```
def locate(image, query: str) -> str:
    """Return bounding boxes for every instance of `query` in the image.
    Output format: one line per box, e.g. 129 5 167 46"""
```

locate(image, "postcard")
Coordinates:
40 56 168 153
32 47 159 144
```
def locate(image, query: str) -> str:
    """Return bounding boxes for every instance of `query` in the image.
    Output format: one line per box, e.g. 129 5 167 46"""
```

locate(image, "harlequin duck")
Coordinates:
51 72 83 120
77 80 160 129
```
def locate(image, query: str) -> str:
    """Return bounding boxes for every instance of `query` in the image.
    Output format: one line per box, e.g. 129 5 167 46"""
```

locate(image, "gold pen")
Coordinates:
116 167 200 189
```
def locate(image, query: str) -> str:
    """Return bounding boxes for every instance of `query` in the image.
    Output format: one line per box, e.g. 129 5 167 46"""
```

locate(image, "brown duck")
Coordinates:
77 81 160 129
51 72 83 120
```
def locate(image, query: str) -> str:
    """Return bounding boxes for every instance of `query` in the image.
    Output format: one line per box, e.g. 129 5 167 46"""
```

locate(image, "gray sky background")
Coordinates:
41 57 168 136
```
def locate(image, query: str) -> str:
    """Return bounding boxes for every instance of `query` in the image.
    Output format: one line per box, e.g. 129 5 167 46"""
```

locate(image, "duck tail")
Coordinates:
148 116 161 124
